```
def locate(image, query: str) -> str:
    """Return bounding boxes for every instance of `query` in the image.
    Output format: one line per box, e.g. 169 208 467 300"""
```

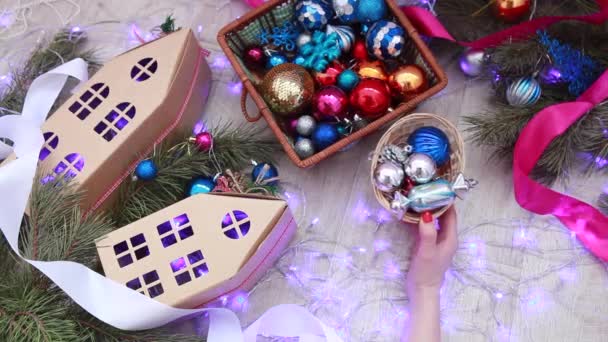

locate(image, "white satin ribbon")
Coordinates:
0 58 343 342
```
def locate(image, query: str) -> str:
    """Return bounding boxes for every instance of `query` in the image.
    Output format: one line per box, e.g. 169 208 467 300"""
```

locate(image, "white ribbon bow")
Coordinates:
0 58 342 342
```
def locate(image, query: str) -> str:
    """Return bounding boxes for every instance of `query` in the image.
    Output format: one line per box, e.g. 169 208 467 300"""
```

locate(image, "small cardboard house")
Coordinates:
32 29 211 211
95 193 297 308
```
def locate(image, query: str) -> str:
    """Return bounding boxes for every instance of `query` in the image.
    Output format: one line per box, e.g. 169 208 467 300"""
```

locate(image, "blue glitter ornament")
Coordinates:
135 159 158 180
266 53 289 69
312 123 339 150
295 30 342 72
356 0 387 23
333 0 358 24
296 0 333 31
365 20 405 60
252 162 279 186
259 22 300 51
336 69 360 91
407 127 451 167
326 24 355 53
186 176 216 196
506 76 541 108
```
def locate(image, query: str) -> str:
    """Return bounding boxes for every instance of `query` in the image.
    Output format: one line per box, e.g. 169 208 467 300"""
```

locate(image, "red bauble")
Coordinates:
243 46 266 70
403 177 415 194
193 132 213 152
314 86 349 120
314 61 345 86
352 40 368 61
349 79 391 119
492 0 530 22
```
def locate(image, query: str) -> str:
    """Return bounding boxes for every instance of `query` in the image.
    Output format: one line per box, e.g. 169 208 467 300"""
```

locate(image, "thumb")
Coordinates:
418 211 437 255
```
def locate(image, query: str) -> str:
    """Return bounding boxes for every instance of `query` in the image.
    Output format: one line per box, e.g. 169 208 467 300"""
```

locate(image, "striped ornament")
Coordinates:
506 77 542 107
326 24 355 53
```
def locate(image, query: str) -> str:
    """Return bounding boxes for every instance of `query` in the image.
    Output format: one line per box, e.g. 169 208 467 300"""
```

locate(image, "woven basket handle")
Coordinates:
241 87 262 122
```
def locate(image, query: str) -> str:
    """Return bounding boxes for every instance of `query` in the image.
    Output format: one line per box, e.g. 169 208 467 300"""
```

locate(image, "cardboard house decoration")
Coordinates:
32 29 211 211
95 193 297 308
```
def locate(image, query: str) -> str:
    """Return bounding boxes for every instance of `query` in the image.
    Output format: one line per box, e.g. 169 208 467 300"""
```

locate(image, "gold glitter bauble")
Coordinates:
260 63 315 116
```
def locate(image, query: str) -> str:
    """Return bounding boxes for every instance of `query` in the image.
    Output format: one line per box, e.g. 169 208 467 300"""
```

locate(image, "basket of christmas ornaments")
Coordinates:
371 113 477 223
217 0 447 168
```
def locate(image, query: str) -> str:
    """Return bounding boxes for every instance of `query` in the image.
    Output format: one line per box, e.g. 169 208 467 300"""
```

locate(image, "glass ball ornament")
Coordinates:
336 69 360 92
538 64 564 85
404 153 437 184
388 65 429 100
326 24 355 53
374 161 405 193
356 60 388 81
296 115 317 136
296 32 312 48
252 162 279 185
312 123 339 150
407 126 451 167
266 52 289 69
186 176 216 197
506 76 541 108
492 0 531 22
332 0 358 24
459 49 485 77
356 0 388 23
314 86 349 119
243 46 266 70
313 61 345 86
260 63 315 117
349 78 391 119
135 159 158 181
365 20 405 60
352 39 368 61
295 137 315 158
295 0 333 31
191 132 213 152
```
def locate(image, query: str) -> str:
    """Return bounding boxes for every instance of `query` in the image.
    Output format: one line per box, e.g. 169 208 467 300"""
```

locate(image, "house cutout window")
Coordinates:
39 132 59 161
157 213 195 248
126 270 164 298
221 210 251 239
170 250 209 286
68 83 109 120
131 57 158 82
113 233 150 268
94 102 136 142
54 153 85 179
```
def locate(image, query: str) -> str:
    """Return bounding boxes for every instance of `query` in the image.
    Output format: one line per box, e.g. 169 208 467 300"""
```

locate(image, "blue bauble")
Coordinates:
506 76 542 107
365 20 405 60
356 0 387 23
407 127 451 167
332 0 358 24
336 69 360 91
312 123 339 150
266 53 288 69
296 0 333 31
135 159 158 181
186 176 216 197
252 162 279 186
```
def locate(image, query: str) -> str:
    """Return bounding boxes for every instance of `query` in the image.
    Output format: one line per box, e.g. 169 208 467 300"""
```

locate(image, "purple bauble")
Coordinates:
244 46 266 70
194 132 213 152
314 86 349 120
538 64 564 85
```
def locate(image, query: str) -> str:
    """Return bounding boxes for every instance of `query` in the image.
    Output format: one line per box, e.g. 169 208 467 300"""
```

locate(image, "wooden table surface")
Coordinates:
1 1 607 341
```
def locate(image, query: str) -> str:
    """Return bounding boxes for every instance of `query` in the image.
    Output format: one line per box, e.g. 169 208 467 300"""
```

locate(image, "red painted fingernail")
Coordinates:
421 211 433 223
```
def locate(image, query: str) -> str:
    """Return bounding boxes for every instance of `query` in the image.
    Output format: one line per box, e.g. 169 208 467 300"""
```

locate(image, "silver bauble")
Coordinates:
404 153 437 184
459 49 485 77
374 161 405 193
506 76 542 107
295 138 315 158
296 32 312 47
296 115 317 136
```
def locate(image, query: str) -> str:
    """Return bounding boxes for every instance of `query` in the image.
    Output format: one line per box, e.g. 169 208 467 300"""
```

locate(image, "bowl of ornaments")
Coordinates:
218 0 447 168
371 113 477 223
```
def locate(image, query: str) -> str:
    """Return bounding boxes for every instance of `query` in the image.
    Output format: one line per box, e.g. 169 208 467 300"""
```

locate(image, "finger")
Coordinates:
418 212 438 255
437 206 458 255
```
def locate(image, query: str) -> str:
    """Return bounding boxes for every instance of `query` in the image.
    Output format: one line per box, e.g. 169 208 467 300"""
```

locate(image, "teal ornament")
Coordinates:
296 0 333 31
134 159 158 181
252 162 279 186
186 176 216 196
312 123 339 150
356 0 387 23
365 20 405 60
333 0 358 24
336 123 350 136
336 69 360 91
407 126 450 167
326 24 355 53
266 53 289 69
506 76 542 107
295 30 342 72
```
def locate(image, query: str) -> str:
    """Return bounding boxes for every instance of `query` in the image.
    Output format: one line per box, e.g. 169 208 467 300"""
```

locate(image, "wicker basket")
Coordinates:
217 0 448 168
371 113 465 224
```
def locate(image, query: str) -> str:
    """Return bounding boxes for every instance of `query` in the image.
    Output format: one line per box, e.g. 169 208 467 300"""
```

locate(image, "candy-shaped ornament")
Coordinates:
333 0 358 24
391 173 477 213
296 0 333 31
407 126 451 167
365 20 406 60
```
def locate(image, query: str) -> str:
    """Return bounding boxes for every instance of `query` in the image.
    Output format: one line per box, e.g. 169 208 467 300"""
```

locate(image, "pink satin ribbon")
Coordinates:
401 1 608 260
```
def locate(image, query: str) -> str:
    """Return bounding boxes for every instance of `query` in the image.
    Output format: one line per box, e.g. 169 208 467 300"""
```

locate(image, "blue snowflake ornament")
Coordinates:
538 31 601 97
295 30 342 72
259 22 300 52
